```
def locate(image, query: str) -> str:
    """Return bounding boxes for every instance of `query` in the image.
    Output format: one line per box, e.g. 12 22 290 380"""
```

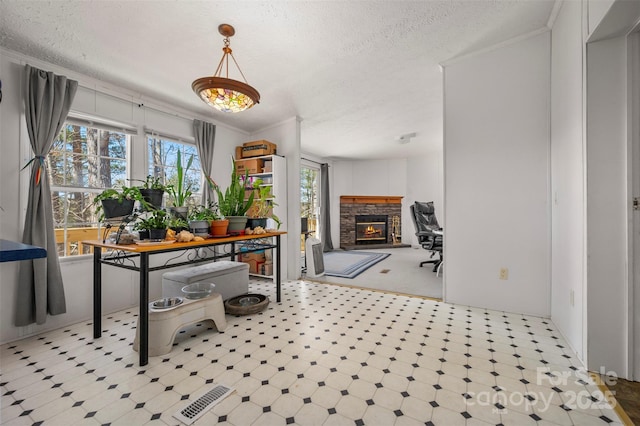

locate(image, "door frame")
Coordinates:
629 29 640 382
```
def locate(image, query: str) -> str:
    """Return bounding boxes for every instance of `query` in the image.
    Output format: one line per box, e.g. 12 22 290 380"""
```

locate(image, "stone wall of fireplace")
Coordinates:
339 196 403 249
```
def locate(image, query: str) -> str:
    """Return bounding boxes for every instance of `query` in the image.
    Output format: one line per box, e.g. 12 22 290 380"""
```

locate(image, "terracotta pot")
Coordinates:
210 219 229 237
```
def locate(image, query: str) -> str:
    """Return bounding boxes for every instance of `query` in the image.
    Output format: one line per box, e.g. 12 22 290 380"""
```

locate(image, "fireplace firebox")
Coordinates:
355 215 388 245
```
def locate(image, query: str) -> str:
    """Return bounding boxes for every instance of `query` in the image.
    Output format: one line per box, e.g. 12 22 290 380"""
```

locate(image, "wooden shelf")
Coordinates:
340 195 403 204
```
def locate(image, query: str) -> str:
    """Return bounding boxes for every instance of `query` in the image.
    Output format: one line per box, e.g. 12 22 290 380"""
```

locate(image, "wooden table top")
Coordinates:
82 231 287 253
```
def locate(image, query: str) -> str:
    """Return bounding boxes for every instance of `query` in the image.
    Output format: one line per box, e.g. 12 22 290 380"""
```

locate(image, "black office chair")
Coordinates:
410 201 443 272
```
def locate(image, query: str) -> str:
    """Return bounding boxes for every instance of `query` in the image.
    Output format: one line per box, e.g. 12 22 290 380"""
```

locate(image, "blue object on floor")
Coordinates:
323 250 390 278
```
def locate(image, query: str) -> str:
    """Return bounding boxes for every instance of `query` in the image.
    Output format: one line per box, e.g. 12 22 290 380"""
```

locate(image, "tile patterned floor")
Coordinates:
1 279 622 425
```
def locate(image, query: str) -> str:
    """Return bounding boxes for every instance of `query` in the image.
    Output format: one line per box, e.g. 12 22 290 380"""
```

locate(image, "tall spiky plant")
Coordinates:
166 149 194 207
207 157 255 217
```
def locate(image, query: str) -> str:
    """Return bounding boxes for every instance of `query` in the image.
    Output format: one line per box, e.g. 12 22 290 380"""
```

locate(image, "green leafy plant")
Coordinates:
248 178 281 228
133 217 151 231
145 209 169 229
168 216 189 230
166 149 194 207
207 158 255 217
132 175 166 190
189 204 221 221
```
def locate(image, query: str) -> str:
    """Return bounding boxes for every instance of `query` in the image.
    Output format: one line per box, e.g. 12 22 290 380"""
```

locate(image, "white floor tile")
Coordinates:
0 279 622 426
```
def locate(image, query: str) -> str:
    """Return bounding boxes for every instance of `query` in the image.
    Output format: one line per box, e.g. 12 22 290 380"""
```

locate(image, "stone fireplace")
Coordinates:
340 196 404 249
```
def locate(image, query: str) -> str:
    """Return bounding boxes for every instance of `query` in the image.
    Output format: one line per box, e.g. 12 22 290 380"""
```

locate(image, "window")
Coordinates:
300 165 320 252
147 135 202 207
49 124 129 257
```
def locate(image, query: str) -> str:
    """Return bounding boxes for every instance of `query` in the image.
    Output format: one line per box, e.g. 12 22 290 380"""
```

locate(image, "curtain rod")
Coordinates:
301 157 329 166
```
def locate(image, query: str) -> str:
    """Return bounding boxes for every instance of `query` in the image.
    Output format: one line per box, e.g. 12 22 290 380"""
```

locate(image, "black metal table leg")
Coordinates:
139 253 149 366
93 247 102 338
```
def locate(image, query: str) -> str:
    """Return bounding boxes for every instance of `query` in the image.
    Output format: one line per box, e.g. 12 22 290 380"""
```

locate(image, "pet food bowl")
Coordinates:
181 282 216 299
150 297 184 310
224 294 269 315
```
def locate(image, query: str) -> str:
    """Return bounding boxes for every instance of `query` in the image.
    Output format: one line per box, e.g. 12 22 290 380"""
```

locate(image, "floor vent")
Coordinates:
173 384 233 425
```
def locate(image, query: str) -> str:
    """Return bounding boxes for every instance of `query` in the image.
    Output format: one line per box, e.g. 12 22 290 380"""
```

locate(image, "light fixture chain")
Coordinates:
214 51 227 78
228 52 249 84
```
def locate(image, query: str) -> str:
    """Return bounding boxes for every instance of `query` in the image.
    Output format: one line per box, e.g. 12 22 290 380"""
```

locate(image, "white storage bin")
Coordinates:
162 261 249 302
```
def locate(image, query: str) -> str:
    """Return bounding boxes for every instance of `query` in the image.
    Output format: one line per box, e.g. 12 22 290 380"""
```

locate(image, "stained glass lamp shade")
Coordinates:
192 24 260 113
193 77 259 113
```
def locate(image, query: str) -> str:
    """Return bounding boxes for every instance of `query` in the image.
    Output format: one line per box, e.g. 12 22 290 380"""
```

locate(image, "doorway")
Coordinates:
300 162 320 271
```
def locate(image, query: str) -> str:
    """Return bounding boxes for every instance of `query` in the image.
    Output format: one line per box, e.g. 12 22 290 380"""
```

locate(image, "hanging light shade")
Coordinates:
192 24 260 113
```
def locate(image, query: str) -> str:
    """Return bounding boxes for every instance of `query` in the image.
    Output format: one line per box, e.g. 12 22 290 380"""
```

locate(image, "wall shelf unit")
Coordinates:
235 154 287 279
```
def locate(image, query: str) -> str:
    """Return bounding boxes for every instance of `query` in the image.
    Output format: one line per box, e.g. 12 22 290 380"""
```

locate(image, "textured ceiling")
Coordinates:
0 0 554 160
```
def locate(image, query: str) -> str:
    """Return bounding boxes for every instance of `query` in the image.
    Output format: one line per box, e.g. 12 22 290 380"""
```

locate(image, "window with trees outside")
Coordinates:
49 124 129 257
147 135 202 208
48 127 204 258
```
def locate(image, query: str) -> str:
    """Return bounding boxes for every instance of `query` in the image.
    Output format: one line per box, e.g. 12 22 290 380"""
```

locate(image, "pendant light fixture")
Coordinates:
192 24 260 113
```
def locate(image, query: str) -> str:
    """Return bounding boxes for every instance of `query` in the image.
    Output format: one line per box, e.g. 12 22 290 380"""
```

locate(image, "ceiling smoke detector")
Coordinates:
396 132 417 144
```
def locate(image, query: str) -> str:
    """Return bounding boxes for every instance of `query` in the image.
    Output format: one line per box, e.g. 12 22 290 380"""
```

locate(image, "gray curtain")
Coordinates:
17 65 78 326
320 163 334 252
193 119 216 206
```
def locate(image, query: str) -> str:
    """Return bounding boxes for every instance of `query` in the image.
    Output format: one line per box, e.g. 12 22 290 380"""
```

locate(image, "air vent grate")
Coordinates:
173 384 233 425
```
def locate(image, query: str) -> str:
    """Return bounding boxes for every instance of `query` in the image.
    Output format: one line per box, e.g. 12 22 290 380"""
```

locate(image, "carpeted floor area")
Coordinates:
312 247 443 299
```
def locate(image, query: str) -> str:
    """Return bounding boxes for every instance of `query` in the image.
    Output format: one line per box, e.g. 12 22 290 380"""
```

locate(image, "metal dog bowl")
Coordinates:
181 282 216 299
150 297 184 310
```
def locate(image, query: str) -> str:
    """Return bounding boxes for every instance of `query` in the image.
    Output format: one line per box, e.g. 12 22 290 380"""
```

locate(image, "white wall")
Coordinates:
586 35 629 377
443 31 551 317
250 117 302 280
549 0 586 362
406 153 444 246
0 48 249 343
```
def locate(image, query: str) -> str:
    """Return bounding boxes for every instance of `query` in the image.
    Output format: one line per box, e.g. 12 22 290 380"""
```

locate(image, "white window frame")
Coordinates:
145 131 203 208
49 116 137 259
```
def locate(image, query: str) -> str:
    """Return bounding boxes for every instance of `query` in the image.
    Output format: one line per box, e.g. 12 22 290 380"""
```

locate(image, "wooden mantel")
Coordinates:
340 195 403 204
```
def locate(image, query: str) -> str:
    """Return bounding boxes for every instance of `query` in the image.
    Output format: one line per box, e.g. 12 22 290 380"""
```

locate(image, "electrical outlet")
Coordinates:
570 289 575 307
499 268 508 280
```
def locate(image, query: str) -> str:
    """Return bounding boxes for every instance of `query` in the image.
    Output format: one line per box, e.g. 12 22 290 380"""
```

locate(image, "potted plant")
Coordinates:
168 216 189 233
93 186 146 221
188 205 218 236
133 175 165 210
145 209 169 240
166 149 194 219
210 216 229 237
133 217 152 240
247 178 281 230
207 158 255 234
